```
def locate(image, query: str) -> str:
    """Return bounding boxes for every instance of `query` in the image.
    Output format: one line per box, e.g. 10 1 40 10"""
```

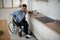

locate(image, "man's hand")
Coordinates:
14 19 17 22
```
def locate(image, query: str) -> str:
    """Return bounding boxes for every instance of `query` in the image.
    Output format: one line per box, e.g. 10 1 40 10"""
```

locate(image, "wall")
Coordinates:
31 0 60 20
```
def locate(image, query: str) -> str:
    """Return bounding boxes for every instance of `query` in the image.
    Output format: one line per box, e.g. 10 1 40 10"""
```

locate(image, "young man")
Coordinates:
12 4 31 38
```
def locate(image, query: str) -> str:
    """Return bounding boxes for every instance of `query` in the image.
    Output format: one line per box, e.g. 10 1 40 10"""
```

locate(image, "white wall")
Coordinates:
31 0 60 20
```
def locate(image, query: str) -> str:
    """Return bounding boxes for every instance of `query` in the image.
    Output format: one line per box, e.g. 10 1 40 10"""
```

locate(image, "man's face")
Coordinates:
21 7 27 13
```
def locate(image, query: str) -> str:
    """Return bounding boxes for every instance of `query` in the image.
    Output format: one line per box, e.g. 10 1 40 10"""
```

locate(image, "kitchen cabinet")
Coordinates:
28 13 60 40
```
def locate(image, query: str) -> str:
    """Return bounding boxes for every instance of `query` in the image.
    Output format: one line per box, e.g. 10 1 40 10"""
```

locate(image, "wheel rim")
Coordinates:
8 22 16 34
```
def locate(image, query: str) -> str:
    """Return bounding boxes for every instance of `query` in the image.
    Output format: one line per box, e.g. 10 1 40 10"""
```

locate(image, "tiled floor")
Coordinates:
10 32 37 40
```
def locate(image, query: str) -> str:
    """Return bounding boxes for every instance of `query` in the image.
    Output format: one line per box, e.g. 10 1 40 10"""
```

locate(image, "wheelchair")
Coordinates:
8 19 24 37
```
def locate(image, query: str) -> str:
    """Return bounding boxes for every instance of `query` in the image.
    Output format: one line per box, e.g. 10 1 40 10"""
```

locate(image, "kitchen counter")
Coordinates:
28 13 60 35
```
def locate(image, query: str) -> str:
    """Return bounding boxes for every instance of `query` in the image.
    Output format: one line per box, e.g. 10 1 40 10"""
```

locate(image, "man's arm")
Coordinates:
12 13 17 22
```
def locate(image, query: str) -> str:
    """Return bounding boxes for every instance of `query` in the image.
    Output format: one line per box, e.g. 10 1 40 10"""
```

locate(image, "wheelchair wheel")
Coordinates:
8 21 17 34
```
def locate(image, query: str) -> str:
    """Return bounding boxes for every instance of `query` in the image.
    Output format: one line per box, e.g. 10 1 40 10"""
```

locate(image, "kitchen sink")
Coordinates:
36 17 55 23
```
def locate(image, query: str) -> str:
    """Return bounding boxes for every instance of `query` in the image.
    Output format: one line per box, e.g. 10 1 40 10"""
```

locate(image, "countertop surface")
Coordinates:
28 13 60 35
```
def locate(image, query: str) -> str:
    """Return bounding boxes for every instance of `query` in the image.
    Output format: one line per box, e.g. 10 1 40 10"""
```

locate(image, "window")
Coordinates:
0 0 22 8
36 0 48 2
0 0 2 8
4 0 12 8
13 0 20 7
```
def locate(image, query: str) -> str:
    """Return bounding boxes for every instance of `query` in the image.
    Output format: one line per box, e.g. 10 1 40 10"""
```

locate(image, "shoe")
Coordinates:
29 32 33 35
18 32 22 37
25 35 31 38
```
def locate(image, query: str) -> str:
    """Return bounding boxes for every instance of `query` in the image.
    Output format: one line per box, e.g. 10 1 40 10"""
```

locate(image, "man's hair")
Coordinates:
22 4 27 7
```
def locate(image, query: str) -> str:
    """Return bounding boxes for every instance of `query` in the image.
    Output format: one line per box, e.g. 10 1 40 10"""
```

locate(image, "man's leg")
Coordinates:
20 20 31 38
20 20 28 35
23 21 28 35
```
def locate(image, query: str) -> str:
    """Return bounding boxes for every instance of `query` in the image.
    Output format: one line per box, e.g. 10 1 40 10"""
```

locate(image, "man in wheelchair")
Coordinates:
12 4 31 38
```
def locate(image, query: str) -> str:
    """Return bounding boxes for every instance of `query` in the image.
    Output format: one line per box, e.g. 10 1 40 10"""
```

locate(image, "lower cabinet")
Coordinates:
29 18 60 40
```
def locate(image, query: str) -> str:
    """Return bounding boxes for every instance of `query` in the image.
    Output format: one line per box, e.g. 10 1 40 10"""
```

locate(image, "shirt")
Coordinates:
12 10 27 22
